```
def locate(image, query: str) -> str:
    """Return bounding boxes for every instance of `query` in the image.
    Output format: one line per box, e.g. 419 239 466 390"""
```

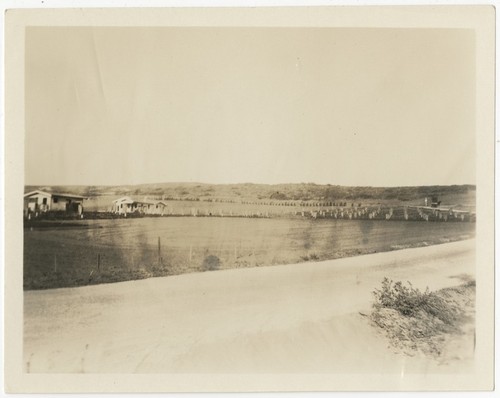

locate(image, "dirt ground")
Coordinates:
24 239 475 373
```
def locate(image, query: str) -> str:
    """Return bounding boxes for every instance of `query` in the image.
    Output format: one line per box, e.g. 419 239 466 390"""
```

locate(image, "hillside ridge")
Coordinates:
25 183 475 203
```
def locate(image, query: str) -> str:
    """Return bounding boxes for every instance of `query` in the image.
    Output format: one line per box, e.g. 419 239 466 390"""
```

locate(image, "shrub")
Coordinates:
300 253 320 262
202 255 221 271
372 278 458 325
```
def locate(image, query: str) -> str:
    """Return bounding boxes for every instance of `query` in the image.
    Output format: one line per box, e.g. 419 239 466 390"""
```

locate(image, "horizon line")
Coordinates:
24 181 477 189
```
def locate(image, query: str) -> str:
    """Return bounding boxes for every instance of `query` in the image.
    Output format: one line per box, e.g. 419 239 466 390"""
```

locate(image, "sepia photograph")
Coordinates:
3 4 496 393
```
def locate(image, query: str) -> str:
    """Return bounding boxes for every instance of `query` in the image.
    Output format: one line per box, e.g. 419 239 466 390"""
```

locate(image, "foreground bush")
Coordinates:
372 278 458 325
370 278 474 357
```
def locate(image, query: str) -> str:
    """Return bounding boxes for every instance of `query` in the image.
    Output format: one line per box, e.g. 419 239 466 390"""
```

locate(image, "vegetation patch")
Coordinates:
300 253 320 262
202 255 221 271
370 278 475 358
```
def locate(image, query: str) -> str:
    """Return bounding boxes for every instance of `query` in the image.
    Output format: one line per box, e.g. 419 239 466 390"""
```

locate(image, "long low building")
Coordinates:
111 197 168 215
24 190 86 217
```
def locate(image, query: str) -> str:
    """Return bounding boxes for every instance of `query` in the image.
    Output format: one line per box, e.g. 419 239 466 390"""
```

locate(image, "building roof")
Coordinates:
112 196 135 204
24 190 52 198
112 197 168 206
138 199 168 206
136 199 156 205
24 190 87 200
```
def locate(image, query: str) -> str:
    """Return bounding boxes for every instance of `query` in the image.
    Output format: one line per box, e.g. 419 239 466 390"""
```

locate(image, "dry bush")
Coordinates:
372 278 459 326
370 278 473 357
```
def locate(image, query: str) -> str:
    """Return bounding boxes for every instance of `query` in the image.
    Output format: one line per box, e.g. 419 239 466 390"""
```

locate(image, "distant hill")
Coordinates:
24 183 476 207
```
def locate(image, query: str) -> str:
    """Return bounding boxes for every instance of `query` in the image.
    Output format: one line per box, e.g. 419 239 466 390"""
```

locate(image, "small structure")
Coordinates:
139 200 168 215
431 196 441 208
111 197 136 215
111 197 167 215
24 190 86 217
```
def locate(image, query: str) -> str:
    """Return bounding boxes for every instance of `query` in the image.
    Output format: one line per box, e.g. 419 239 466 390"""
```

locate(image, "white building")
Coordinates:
24 190 86 217
111 197 167 215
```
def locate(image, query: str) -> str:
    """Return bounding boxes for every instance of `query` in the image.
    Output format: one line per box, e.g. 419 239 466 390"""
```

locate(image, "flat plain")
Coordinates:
24 216 475 289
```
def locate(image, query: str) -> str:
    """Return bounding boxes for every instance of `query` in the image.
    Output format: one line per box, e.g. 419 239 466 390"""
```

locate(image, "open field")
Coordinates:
24 217 475 289
24 239 475 373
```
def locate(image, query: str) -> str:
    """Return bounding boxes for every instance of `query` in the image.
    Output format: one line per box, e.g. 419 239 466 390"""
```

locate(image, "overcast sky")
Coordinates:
25 27 475 187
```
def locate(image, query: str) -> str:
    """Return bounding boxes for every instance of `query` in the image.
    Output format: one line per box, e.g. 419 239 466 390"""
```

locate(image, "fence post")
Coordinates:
158 237 161 266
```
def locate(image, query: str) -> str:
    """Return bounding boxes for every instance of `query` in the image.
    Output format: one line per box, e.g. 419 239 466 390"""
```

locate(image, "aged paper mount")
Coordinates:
4 5 496 393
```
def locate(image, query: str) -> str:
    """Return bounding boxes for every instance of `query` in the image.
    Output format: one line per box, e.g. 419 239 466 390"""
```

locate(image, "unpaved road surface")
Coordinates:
24 239 475 373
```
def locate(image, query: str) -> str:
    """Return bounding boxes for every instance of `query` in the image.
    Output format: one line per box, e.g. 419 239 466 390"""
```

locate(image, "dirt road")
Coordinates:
24 239 475 373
